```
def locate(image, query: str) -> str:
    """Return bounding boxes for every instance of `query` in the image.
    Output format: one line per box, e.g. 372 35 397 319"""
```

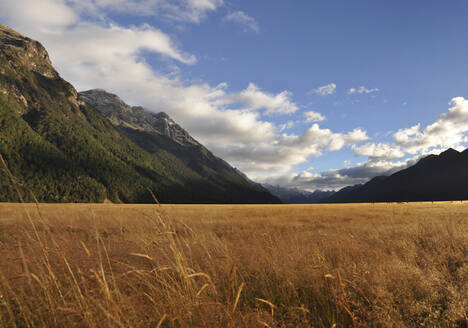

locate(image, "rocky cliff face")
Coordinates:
0 24 82 115
0 25 58 79
79 89 198 146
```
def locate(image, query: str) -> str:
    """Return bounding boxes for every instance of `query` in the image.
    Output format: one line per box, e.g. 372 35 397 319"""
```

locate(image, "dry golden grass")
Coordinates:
0 202 466 327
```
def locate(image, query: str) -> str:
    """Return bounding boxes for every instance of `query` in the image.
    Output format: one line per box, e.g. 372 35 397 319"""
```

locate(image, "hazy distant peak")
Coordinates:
263 183 335 203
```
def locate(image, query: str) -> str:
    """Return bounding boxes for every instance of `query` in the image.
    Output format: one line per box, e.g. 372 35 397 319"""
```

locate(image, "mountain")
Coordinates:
325 148 468 203
78 89 279 203
0 23 279 204
263 184 335 203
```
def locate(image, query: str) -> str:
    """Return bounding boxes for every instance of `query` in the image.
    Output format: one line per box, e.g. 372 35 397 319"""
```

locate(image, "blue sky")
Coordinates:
2 0 468 190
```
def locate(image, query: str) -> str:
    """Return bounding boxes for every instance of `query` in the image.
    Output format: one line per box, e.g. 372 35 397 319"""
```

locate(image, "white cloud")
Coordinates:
348 86 379 95
0 0 78 30
302 126 368 152
324 128 369 151
223 11 259 33
233 83 298 115
68 0 224 23
49 23 196 65
0 1 197 65
344 97 468 162
0 0 224 29
394 97 468 154
345 128 369 143
214 124 368 177
260 158 413 191
352 143 405 160
309 83 336 96
304 111 325 122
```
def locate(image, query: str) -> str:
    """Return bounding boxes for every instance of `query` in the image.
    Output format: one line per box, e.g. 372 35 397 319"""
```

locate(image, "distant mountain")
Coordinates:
264 184 335 203
325 148 468 203
0 23 279 204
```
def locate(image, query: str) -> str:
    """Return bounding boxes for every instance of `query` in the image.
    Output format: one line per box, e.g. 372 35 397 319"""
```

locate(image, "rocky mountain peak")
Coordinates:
79 89 199 146
79 89 130 115
0 24 81 115
0 24 58 79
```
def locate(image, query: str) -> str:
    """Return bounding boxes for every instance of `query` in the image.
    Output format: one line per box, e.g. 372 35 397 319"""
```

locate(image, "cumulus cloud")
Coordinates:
0 0 78 30
394 97 468 154
215 124 368 175
223 11 259 33
233 83 298 115
309 83 336 96
345 128 370 144
304 110 325 122
260 158 413 191
348 86 379 95
352 143 404 160
49 23 196 65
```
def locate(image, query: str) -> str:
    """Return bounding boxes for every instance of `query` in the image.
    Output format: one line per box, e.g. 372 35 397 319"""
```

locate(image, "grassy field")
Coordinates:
0 202 466 327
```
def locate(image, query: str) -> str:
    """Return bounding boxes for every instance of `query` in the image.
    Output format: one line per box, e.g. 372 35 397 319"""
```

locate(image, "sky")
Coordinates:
2 0 468 191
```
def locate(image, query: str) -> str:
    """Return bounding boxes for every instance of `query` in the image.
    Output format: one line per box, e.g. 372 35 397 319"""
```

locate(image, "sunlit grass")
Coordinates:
0 202 466 327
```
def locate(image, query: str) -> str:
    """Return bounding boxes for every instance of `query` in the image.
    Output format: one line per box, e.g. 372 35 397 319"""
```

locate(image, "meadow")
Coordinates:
0 202 466 327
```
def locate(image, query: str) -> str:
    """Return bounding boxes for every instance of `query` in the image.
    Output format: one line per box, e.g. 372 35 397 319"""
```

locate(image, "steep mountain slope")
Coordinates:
325 148 468 203
0 23 279 203
79 89 279 203
263 184 334 203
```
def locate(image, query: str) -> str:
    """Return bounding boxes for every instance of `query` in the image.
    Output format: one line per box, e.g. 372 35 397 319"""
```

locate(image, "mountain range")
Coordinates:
2 23 468 204
265 148 468 203
263 184 334 203
0 23 279 203
325 148 468 203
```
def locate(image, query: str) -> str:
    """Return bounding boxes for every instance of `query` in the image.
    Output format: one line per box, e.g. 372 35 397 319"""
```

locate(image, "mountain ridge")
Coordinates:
324 148 468 203
0 23 280 204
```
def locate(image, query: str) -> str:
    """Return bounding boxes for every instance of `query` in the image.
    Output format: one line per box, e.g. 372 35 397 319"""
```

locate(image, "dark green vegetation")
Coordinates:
0 24 279 203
